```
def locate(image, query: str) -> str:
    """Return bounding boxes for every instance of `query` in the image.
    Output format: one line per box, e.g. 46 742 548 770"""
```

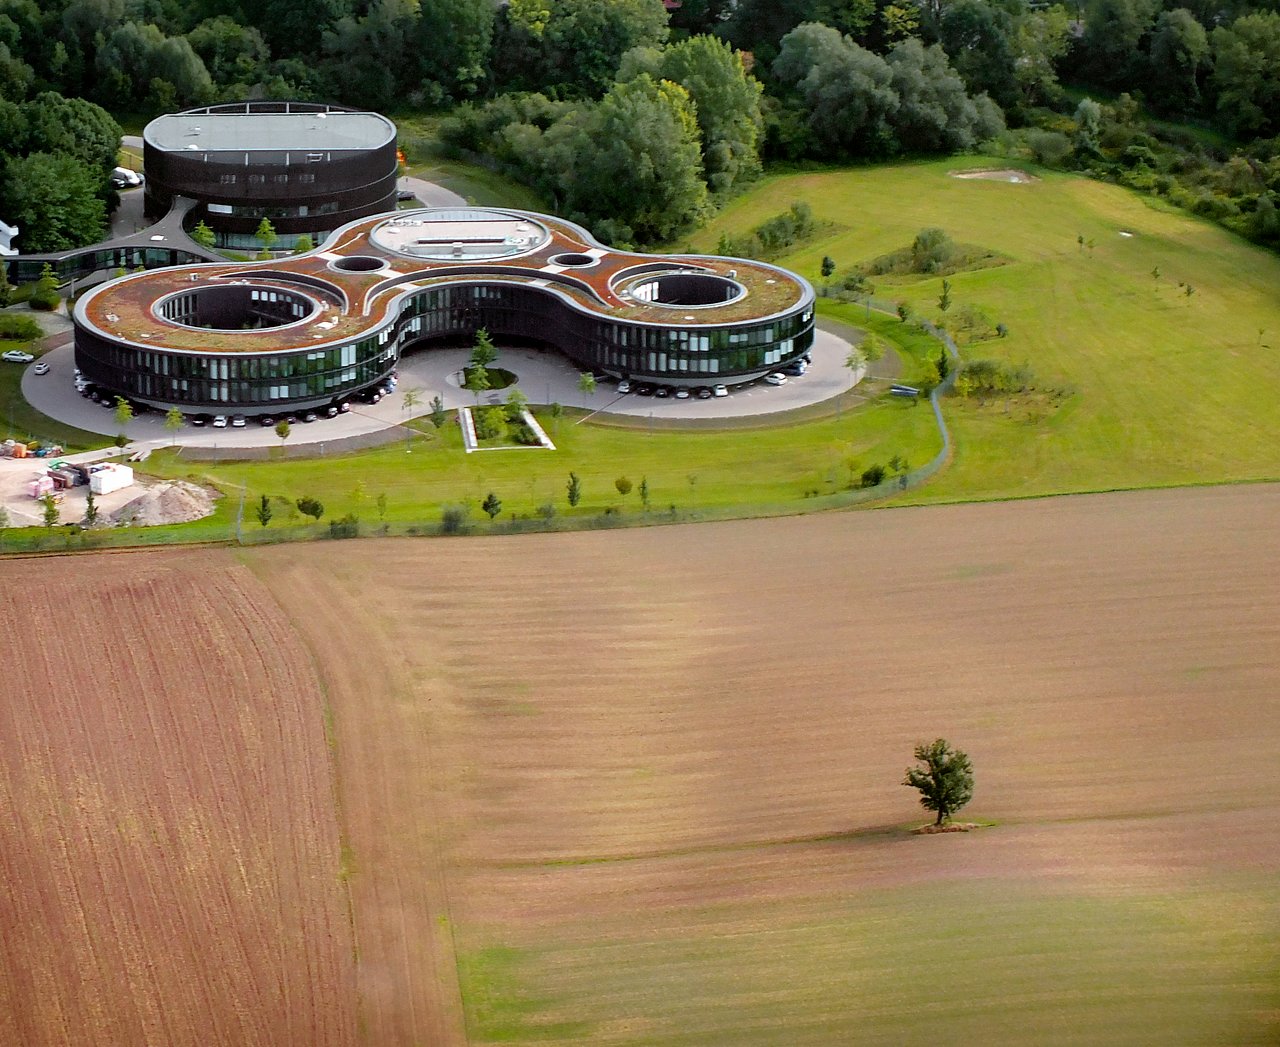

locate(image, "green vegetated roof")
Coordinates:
81 209 810 355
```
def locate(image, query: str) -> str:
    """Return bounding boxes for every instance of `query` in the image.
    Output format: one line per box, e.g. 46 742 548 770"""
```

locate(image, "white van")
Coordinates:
111 167 143 190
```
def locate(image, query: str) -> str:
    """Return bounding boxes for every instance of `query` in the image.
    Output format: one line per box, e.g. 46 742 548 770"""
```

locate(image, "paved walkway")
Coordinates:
22 325 875 450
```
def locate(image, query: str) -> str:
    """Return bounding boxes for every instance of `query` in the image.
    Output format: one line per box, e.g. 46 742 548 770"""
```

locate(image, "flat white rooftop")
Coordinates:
144 111 395 154
372 210 550 261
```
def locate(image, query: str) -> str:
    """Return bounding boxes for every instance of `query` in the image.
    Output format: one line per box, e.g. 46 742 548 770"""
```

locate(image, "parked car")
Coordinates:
396 189 416 201
2 350 34 363
763 372 788 386
713 384 729 397
302 411 318 423
259 415 276 427
616 379 632 394
32 362 49 375
325 405 339 418
110 166 143 190
781 360 808 376
674 388 690 399
337 401 351 413
230 414 246 427
211 414 228 428
654 386 670 398
189 414 209 427
284 414 299 425
696 387 712 399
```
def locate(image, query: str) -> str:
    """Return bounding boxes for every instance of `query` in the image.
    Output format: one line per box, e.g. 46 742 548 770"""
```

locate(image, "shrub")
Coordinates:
0 315 41 340
615 477 633 496
1026 129 1072 167
910 228 956 274
28 288 61 311
328 513 359 539
472 406 504 440
511 423 541 445
440 505 468 534
860 464 886 488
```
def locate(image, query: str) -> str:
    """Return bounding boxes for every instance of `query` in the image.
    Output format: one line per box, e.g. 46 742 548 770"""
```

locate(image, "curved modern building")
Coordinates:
143 101 398 249
72 207 815 414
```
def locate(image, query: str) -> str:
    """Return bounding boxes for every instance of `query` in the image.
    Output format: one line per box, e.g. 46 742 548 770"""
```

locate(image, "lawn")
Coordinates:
146 363 942 535
0 339 110 451
692 157 1280 501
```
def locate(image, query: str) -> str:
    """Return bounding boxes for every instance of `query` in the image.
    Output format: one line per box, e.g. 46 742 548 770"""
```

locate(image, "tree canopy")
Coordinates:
902 738 975 826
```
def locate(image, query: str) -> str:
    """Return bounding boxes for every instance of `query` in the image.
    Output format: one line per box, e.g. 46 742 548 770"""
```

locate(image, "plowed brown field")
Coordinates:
6 484 1280 1045
0 550 357 1046
247 483 1280 1046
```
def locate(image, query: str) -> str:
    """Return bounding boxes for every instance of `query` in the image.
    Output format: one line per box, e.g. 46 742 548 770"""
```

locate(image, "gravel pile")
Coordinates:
112 481 218 526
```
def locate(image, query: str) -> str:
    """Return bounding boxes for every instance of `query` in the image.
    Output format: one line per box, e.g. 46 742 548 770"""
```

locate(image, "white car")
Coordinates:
763 372 788 386
111 166 143 189
2 350 34 363
674 388 690 399
33 362 49 375
212 414 229 428
712 384 728 397
617 380 631 394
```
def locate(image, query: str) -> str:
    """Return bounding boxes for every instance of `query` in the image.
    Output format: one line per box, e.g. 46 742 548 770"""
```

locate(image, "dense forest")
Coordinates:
0 0 1277 253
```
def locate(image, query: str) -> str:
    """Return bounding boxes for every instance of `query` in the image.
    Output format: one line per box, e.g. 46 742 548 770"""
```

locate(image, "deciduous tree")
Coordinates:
903 738 974 826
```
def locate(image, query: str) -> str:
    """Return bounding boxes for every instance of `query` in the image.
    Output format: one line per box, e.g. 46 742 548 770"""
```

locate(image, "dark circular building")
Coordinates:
142 101 398 250
72 207 815 414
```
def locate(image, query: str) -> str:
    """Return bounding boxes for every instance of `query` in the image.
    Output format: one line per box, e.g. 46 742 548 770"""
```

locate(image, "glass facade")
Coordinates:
75 327 397 410
76 275 813 412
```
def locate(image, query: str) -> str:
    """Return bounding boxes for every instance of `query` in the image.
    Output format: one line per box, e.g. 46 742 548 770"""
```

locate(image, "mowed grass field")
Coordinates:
241 483 1280 1045
693 157 1280 501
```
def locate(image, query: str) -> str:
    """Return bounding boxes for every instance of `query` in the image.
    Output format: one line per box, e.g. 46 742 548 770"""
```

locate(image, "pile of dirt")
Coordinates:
111 481 218 527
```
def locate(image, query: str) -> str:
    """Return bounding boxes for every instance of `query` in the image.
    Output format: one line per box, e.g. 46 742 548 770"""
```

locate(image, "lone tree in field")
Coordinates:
255 494 273 528
481 491 502 519
903 738 974 826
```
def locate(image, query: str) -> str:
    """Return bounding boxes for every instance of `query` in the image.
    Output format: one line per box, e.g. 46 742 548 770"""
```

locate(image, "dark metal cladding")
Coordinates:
142 102 398 240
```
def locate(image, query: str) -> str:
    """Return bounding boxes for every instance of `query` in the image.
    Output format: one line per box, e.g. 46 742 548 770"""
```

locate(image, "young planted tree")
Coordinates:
84 488 99 527
505 388 529 422
41 493 59 531
577 372 597 403
470 327 498 369
566 471 582 508
114 397 133 454
639 476 650 510
845 346 867 378
821 255 836 278
903 738 975 826
255 494 273 528
463 363 490 404
401 387 423 452
292 233 314 254
938 278 952 317
190 220 216 249
481 491 502 519
615 476 633 496
164 406 183 444
256 217 278 252
429 394 447 429
274 419 291 452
